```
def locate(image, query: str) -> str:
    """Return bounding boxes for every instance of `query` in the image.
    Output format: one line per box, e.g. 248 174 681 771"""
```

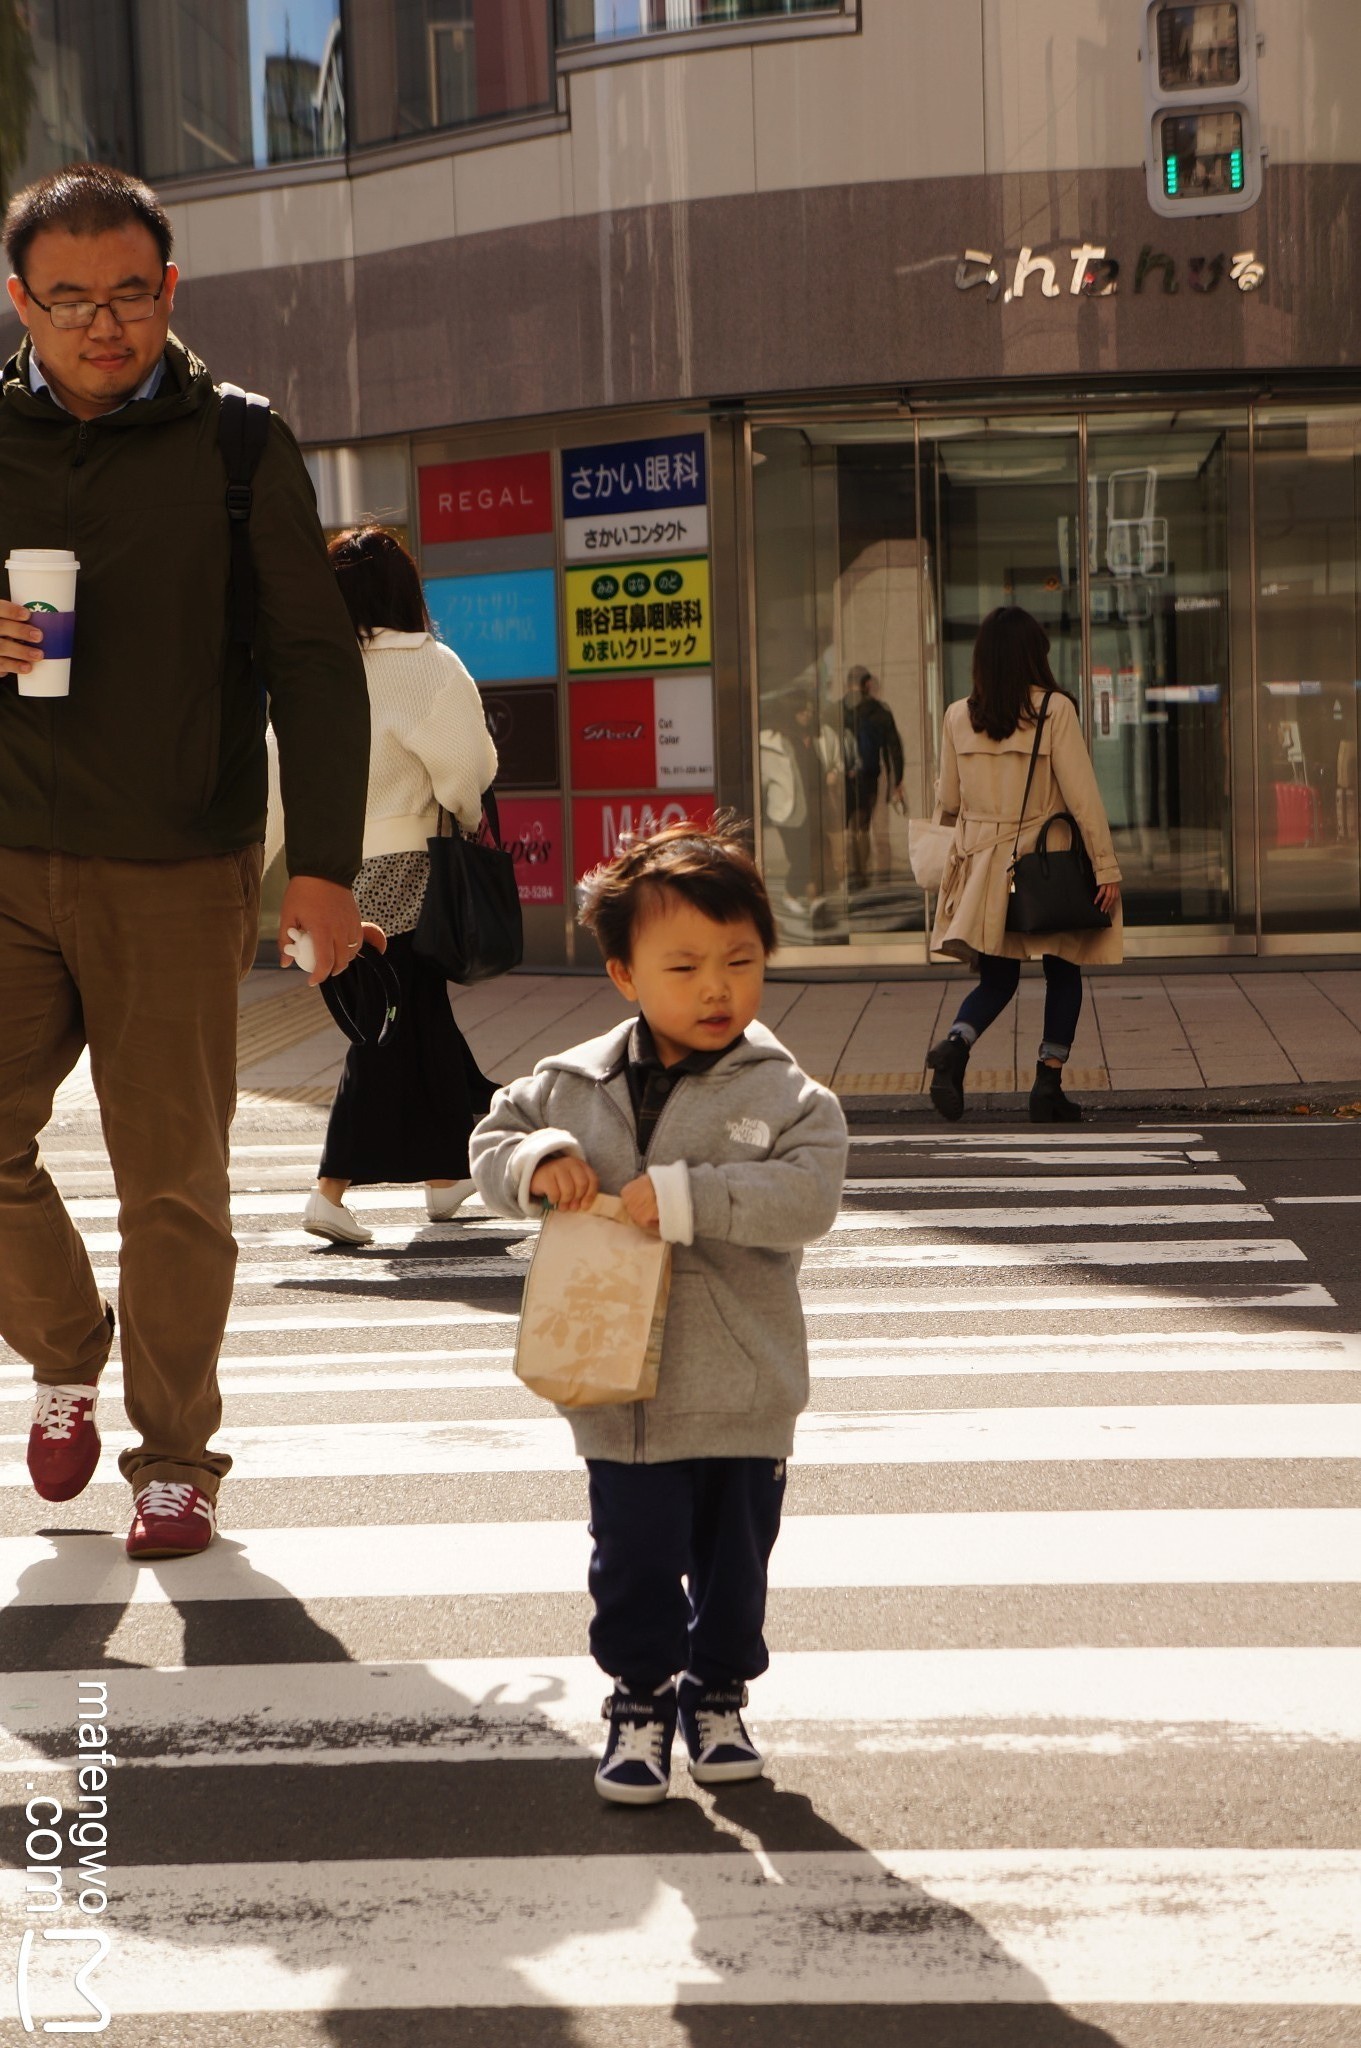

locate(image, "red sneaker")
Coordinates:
126 1482 218 1559
28 1384 101 1502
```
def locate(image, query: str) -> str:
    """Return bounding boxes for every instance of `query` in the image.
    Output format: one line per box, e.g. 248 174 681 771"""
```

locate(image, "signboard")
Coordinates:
497 797 564 907
419 453 553 546
479 682 559 791
569 675 714 791
566 556 712 673
425 569 558 682
562 433 708 560
572 793 715 880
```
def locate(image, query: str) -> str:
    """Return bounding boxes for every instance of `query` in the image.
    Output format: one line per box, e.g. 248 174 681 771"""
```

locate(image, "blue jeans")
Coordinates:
952 952 1083 1063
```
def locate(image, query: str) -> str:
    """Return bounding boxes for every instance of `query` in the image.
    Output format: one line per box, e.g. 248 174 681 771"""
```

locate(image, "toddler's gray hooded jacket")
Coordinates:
469 1019 848 1462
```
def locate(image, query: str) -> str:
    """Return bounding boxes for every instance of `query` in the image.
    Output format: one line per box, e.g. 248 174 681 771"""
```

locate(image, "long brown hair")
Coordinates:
967 606 1066 740
327 525 431 642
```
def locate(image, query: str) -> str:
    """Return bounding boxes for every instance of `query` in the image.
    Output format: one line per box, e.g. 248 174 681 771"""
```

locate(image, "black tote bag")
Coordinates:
1004 695 1111 936
414 788 524 984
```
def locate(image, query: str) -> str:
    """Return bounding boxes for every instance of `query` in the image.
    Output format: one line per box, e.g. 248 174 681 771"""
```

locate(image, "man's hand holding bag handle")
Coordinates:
515 1192 672 1409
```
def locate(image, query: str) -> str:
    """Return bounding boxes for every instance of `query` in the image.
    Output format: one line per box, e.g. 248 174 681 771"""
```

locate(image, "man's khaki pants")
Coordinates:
0 846 263 1499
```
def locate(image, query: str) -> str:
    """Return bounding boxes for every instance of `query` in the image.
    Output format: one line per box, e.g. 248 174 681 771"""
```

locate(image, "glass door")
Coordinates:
1083 412 1243 930
1254 408 1361 935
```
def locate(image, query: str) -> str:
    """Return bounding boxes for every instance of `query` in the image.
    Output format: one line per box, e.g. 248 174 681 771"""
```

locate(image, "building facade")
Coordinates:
4 1 1361 965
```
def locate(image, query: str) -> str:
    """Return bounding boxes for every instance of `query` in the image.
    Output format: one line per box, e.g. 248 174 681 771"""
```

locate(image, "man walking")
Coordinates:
842 666 905 890
0 163 370 1558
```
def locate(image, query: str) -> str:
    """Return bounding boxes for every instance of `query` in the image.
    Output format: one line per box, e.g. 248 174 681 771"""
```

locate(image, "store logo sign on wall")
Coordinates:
419 453 553 545
562 434 708 561
425 569 558 682
954 243 1265 301
572 793 716 880
570 675 714 791
479 682 560 791
566 558 712 673
496 797 564 906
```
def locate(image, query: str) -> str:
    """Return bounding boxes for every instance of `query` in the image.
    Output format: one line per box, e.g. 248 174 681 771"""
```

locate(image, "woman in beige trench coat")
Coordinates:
926 607 1123 1123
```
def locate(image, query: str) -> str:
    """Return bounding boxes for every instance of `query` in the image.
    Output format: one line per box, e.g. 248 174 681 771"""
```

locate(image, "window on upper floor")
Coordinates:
344 0 555 151
556 0 846 47
0 0 346 196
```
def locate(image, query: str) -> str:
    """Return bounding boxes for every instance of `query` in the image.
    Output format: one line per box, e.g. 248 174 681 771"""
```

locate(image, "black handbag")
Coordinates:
414 788 524 984
1005 694 1112 935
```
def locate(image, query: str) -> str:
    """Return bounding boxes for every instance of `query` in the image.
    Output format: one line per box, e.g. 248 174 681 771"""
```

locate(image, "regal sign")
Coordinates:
955 242 1265 302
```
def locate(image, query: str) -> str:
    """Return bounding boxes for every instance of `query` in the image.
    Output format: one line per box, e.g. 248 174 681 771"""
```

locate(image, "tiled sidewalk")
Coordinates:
227 963 1361 1110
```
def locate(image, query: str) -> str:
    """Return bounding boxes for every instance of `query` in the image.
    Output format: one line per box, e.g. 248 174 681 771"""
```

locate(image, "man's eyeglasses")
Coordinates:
20 276 166 331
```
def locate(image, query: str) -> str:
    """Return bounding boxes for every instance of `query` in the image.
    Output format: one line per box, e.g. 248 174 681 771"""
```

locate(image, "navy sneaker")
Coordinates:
677 1673 765 1784
594 1681 676 1805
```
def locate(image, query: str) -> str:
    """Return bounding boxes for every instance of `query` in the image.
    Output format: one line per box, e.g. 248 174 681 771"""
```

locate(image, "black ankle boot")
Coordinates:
926 1034 970 1121
1029 1061 1084 1123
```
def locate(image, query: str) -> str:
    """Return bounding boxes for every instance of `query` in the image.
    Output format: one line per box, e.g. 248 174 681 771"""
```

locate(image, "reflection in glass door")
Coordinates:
1255 409 1361 934
1085 413 1242 929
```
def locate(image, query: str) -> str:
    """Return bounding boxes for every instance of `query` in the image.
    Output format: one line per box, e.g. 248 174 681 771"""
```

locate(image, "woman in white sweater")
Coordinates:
267 525 498 1243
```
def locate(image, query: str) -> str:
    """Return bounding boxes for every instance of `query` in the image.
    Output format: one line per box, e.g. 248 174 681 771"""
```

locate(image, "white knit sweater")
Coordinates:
265 629 498 871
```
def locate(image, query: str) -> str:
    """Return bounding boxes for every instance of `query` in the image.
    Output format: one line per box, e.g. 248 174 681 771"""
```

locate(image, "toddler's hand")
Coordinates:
620 1174 661 1234
529 1154 599 1210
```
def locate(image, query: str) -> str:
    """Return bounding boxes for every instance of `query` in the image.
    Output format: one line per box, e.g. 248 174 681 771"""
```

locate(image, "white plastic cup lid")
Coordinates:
6 548 79 570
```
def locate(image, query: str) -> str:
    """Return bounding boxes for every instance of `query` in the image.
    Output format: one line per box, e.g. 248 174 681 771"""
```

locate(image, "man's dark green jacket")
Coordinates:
0 332 368 882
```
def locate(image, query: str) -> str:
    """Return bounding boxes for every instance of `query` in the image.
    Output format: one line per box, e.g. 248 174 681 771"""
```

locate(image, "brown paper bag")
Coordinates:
514 1192 672 1408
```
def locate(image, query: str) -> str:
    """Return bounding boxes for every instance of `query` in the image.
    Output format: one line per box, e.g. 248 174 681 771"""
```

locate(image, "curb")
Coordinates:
841 1081 1361 1124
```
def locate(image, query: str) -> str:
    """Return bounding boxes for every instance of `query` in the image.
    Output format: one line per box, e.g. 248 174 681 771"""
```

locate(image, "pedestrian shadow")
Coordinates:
4 1538 1126 2040
673 1777 1126 2047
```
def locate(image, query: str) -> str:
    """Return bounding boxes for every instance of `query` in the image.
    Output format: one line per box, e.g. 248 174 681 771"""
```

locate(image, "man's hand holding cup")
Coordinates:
0 598 47 679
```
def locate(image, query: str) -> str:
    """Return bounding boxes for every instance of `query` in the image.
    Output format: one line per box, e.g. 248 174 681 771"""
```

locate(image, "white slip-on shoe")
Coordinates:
302 1190 374 1245
425 1179 476 1221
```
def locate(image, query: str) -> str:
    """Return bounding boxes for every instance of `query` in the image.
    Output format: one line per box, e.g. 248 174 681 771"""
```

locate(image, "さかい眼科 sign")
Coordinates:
562 433 708 561
566 557 711 674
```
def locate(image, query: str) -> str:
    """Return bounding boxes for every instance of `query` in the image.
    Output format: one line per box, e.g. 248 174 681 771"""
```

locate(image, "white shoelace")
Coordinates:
695 1708 751 1755
32 1386 97 1441
134 1481 212 1525
608 1719 668 1775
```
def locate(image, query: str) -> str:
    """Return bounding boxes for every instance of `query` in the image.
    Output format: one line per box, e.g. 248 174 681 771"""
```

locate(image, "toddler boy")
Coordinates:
470 821 847 1803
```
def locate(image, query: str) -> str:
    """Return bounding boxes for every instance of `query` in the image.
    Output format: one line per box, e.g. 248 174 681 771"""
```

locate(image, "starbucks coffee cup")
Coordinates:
5 548 79 698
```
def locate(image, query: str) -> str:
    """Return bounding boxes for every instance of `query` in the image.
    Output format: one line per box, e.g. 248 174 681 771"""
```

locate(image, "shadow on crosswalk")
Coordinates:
1 1535 1123 2039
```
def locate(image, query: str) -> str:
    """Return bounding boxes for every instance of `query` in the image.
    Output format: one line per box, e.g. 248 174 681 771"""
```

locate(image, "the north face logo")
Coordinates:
727 1117 770 1148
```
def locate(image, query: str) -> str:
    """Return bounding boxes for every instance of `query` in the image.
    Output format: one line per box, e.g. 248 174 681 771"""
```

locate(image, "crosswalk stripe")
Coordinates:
7 1648 1360 1768
7 1327 1357 1401
5 1403 1356 1486
842 1174 1245 1193
79 1236 1308 1291
4 1508 1358 1605
54 1175 1256 1220
849 1131 1206 1146
0 1852 1354 2009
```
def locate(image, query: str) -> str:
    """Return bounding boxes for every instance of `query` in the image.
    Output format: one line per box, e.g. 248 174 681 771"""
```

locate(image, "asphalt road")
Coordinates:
1 1107 1359 2046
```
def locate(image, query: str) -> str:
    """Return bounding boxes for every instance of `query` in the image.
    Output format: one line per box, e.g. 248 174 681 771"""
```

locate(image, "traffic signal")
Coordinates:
1143 2 1263 217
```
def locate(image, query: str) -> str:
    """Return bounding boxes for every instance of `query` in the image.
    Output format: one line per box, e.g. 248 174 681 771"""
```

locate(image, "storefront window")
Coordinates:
135 0 344 180
557 0 842 46
1255 408 1361 934
345 0 553 150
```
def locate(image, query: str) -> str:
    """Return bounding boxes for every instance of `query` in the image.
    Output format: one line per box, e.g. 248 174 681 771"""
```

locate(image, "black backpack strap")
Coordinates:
217 381 272 650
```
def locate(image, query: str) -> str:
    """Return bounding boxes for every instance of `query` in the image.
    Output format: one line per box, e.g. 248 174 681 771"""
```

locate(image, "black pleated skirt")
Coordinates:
318 930 494 1186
